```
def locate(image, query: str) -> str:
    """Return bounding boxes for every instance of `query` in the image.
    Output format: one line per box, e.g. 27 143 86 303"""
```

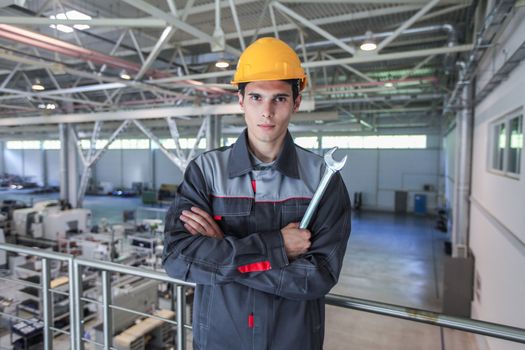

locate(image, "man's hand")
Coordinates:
281 222 311 259
180 207 224 239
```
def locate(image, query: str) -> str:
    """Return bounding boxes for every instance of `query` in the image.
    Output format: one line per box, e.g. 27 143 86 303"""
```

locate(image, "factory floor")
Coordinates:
0 191 480 349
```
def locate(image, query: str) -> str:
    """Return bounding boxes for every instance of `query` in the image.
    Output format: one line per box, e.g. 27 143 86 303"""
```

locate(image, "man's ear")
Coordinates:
238 92 244 111
293 94 302 112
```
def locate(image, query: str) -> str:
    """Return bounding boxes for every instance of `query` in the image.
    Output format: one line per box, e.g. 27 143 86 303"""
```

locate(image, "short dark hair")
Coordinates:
238 79 300 102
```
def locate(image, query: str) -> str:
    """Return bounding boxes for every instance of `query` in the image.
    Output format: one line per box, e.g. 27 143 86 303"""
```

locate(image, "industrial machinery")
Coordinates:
12 201 91 240
94 276 160 346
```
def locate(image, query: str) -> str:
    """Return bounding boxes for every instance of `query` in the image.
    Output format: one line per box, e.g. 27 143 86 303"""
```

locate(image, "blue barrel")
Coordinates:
414 194 427 215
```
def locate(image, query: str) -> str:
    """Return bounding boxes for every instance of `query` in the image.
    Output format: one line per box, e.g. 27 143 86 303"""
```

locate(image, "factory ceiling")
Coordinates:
0 0 482 138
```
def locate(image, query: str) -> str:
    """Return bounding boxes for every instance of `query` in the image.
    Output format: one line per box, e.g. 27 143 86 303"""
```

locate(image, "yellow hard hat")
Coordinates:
231 37 307 91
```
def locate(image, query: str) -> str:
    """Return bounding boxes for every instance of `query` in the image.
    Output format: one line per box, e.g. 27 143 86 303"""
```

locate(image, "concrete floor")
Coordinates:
0 191 479 349
324 211 478 350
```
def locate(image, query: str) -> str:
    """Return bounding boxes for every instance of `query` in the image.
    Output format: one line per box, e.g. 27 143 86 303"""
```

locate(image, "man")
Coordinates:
163 37 351 350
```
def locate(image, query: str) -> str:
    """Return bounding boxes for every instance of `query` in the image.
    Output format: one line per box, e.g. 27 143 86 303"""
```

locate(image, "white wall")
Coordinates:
46 150 60 186
1 143 440 212
154 150 184 187
0 141 4 174
3 149 44 186
469 8 525 350
95 150 123 188
444 127 456 213
339 147 440 212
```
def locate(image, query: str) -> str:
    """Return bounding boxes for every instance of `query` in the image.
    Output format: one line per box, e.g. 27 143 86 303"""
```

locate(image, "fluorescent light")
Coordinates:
120 70 132 80
215 59 230 68
50 10 92 33
360 30 377 52
360 41 377 51
32 79 45 91
385 82 394 88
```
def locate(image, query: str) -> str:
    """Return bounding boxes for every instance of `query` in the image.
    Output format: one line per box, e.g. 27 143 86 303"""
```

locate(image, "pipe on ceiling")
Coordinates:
295 24 457 51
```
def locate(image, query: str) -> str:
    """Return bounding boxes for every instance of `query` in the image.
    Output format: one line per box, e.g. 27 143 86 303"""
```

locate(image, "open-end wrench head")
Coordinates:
324 147 347 171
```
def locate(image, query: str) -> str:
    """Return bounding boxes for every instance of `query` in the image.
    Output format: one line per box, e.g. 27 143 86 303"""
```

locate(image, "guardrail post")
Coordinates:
41 258 53 350
102 270 113 350
176 285 186 350
73 260 84 350
67 258 77 350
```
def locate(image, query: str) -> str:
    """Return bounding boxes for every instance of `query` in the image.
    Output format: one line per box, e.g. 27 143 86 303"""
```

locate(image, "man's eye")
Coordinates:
275 97 287 103
249 95 261 101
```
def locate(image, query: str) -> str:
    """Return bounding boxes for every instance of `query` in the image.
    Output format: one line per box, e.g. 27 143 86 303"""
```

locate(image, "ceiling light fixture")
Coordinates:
360 30 377 52
32 79 45 91
49 10 92 33
384 82 394 88
119 70 132 80
215 59 230 69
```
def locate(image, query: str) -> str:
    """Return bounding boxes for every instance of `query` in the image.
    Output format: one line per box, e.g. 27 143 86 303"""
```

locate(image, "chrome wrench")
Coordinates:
299 147 347 229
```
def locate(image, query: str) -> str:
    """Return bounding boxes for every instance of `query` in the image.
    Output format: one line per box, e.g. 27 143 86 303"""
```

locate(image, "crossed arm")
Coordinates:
180 206 312 260
162 159 351 299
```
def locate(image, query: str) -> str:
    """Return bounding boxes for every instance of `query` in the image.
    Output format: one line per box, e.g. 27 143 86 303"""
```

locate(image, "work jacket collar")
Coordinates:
228 129 300 179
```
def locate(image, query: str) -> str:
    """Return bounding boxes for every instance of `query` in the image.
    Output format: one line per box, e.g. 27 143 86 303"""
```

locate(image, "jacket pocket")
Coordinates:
280 201 309 227
211 196 253 238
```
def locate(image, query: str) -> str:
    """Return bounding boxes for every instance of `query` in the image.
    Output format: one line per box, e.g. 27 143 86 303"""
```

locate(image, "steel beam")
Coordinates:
121 0 242 56
0 50 192 100
0 100 315 126
0 16 167 27
229 0 246 50
135 0 195 80
322 53 374 82
167 117 186 160
152 44 473 84
133 119 186 170
376 0 440 52
272 2 356 56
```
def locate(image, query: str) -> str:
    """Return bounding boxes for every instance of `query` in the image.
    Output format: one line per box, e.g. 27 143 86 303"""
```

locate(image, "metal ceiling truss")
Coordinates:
0 0 480 136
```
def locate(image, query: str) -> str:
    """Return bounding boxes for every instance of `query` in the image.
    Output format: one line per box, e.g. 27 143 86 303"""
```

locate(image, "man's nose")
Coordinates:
261 100 274 118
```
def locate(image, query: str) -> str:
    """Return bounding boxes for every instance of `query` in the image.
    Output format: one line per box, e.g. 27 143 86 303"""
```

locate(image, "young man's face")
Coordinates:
238 80 301 148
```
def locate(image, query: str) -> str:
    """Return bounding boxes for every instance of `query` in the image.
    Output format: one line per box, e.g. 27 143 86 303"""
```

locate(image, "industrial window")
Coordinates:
161 138 206 149
42 140 61 150
321 135 426 149
490 112 522 176
222 137 238 147
6 140 41 149
295 137 319 149
120 139 150 149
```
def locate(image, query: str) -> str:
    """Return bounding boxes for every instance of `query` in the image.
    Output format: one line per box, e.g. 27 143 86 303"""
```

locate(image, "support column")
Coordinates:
150 142 156 190
451 82 473 258
206 115 218 151
0 140 4 174
59 123 69 202
442 81 475 318
67 125 79 208
41 143 48 187
214 115 222 148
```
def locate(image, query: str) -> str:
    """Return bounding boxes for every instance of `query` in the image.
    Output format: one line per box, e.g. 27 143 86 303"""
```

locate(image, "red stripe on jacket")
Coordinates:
237 261 271 273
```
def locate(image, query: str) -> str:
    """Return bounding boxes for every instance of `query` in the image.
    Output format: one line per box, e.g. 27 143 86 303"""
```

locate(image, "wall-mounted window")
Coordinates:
42 140 61 150
321 135 427 149
490 112 522 176
6 140 41 149
161 138 206 149
295 137 319 149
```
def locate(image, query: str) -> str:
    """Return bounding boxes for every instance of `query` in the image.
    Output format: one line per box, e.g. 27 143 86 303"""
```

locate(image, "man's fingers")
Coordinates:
184 223 199 235
190 207 223 233
180 214 207 235
182 210 212 232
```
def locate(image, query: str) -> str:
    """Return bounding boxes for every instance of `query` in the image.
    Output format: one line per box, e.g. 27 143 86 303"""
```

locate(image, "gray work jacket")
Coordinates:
163 129 351 350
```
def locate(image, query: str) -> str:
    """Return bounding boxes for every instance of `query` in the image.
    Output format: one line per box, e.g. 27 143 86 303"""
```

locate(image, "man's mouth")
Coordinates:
258 124 275 129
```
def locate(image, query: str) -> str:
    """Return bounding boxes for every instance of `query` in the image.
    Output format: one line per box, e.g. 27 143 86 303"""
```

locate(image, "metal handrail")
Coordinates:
325 294 525 344
1 242 525 349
